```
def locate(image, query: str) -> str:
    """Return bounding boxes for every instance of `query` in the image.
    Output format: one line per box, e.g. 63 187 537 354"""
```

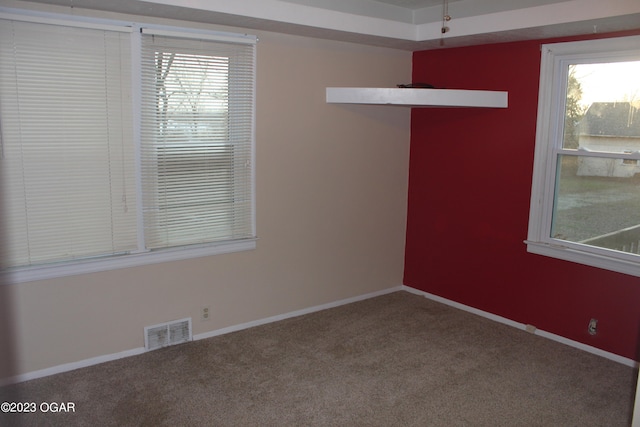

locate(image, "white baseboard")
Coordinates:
5 284 632 387
1 285 403 386
193 286 403 341
401 285 638 368
1 347 147 387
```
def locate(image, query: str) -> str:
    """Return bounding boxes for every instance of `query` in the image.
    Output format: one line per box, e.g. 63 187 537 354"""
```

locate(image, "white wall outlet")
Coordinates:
201 306 211 321
588 318 598 335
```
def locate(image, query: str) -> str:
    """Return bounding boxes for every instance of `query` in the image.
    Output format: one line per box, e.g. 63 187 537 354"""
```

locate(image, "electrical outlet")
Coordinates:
201 306 211 321
588 318 598 335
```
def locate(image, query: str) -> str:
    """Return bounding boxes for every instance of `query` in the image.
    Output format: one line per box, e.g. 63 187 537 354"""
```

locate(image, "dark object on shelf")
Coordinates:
397 83 435 89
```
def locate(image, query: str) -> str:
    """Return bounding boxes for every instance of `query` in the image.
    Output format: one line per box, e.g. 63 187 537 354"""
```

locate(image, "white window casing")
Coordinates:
526 35 640 277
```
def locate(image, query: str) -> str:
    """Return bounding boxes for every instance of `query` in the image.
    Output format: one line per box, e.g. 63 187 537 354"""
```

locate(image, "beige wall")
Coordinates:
0 2 411 378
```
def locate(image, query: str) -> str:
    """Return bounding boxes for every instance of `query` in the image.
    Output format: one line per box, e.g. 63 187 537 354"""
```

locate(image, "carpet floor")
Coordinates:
0 291 636 426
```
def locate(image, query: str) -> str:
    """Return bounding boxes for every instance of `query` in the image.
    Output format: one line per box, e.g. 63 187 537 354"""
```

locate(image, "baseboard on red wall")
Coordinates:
401 285 637 368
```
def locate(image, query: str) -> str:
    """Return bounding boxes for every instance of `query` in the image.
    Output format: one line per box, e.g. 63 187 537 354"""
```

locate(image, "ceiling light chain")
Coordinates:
441 0 451 34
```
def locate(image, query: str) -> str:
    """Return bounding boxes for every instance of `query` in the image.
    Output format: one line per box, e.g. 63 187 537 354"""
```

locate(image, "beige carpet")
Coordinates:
0 291 636 426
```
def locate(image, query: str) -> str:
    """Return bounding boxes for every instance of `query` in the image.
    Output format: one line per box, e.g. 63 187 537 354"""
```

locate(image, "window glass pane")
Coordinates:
555 60 640 256
563 61 640 150
151 51 233 246
551 154 640 255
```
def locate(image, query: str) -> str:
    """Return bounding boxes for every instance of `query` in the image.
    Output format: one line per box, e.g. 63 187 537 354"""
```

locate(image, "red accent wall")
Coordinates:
404 31 640 360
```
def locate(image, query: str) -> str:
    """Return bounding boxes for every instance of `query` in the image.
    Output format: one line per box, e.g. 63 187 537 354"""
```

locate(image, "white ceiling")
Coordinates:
5 0 640 50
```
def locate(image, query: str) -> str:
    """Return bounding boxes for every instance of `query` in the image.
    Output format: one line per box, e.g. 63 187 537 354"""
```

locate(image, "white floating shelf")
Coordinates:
326 87 508 108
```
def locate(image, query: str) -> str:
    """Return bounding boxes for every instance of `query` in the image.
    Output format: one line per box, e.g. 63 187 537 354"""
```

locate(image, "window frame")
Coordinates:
526 35 640 277
0 10 257 284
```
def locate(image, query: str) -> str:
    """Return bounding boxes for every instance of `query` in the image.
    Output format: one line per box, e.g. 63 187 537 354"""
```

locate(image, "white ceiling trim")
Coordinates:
417 0 640 41
142 0 640 44
6 0 640 50
147 0 418 40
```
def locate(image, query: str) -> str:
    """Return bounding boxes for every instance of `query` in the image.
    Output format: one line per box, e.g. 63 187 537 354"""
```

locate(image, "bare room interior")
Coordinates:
1 0 640 425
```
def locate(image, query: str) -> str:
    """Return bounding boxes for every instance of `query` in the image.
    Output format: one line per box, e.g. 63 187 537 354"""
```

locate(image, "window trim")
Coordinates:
0 9 258 285
526 35 640 277
2 239 257 284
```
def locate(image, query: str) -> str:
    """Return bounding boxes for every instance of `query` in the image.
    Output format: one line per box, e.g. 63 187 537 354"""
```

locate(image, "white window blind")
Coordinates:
0 15 257 278
140 31 255 250
0 18 137 268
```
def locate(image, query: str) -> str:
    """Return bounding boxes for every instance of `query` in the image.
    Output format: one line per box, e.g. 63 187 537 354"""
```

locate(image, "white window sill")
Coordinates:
525 240 640 278
1 238 257 285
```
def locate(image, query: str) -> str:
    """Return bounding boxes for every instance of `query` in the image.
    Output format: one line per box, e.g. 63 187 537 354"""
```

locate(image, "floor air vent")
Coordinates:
144 318 192 351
